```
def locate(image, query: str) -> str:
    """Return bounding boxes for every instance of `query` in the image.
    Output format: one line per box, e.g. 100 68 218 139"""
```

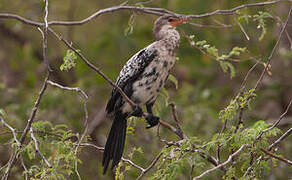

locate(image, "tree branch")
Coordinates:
193 145 249 180
30 127 52 168
0 0 290 27
2 72 50 180
268 127 292 151
253 6 292 90
256 98 292 140
260 148 292 166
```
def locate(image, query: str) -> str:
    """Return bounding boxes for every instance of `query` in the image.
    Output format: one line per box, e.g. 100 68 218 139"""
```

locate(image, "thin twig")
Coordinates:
136 151 163 180
256 98 292 140
235 18 250 40
20 156 28 180
188 22 232 29
260 148 292 165
0 0 289 27
121 157 145 171
193 145 248 180
42 0 52 71
2 72 50 180
30 127 52 168
254 6 292 90
169 102 187 139
48 28 136 108
77 142 162 178
0 116 20 147
47 80 89 179
159 120 184 139
190 164 194 180
47 80 88 99
268 127 292 151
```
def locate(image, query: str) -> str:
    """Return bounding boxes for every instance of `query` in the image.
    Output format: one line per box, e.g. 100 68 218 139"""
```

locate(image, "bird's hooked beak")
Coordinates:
169 17 189 27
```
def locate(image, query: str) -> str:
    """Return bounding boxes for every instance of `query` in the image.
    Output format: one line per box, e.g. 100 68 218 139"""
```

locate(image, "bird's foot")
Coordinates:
131 106 143 117
146 114 160 129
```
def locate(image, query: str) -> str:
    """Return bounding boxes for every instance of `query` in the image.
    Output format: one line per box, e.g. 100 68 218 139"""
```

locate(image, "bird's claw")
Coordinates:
131 106 143 117
146 114 159 129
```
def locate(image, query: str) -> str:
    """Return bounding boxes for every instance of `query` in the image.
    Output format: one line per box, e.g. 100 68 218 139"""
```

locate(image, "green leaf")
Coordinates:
219 61 236 78
60 50 79 71
124 13 136 36
168 74 178 89
0 108 6 117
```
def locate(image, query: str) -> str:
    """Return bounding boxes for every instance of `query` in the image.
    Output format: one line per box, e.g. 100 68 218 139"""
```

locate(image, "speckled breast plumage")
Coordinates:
120 40 177 113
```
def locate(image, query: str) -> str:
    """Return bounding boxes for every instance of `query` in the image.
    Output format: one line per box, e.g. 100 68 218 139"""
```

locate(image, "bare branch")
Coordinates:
48 28 136 108
121 157 145 172
193 145 249 180
268 127 292 151
47 80 88 100
2 72 50 180
187 0 291 19
0 13 42 27
188 22 232 29
136 151 163 180
260 148 292 165
158 120 185 139
39 0 52 71
169 102 187 139
20 156 28 180
235 18 250 41
0 116 20 147
46 80 89 179
254 6 292 90
0 0 289 27
77 142 161 178
256 98 292 140
30 127 52 168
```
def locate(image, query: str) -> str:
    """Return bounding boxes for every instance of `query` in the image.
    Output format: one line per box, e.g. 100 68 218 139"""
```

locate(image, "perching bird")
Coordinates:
102 15 187 174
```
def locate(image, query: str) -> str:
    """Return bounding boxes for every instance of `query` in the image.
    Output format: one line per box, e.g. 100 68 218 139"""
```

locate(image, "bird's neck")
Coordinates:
160 30 180 52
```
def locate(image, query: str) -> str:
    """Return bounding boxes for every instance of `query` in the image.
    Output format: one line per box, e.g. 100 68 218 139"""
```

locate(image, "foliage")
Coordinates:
21 121 83 179
60 50 79 71
189 35 246 78
238 11 273 41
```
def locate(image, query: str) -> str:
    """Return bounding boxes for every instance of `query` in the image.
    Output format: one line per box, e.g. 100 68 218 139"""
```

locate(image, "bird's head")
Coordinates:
153 15 188 40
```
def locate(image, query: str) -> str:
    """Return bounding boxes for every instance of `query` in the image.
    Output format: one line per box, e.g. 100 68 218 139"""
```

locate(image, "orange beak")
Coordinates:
169 17 189 27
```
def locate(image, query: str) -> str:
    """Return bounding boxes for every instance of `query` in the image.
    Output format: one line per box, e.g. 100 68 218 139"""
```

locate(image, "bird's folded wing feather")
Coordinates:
106 44 159 115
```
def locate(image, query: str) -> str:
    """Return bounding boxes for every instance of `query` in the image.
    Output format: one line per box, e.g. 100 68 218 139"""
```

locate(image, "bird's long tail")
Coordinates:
102 112 127 174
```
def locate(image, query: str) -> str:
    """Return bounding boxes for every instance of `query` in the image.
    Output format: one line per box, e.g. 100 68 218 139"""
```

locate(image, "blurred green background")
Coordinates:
0 0 291 179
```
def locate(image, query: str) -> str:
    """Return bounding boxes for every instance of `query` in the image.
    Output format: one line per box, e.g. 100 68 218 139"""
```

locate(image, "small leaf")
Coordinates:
60 50 79 71
168 74 178 89
0 108 6 117
124 13 136 36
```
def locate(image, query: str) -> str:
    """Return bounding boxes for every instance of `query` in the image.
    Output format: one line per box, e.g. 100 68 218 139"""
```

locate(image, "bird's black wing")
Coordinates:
106 44 158 115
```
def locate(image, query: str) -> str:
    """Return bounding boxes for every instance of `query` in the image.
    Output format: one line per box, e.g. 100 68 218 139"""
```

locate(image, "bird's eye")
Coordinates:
168 18 176 22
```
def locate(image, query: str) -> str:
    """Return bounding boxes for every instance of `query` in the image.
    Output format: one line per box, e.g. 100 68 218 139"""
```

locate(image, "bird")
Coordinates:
102 14 187 174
